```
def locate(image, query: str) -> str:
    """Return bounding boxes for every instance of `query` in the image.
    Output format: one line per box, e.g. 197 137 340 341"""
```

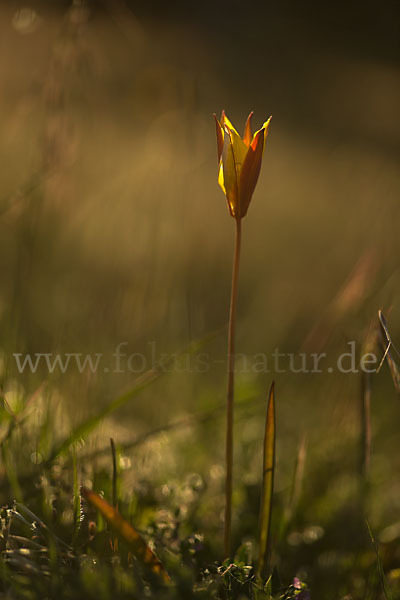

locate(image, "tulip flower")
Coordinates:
213 110 271 559
214 111 271 219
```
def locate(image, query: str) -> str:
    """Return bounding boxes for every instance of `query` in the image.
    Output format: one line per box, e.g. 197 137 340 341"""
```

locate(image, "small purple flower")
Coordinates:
293 577 310 599
293 577 302 590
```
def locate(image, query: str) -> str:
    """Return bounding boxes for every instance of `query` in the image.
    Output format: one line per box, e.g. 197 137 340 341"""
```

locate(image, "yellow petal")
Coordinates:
222 125 248 218
243 111 254 147
220 111 240 137
218 161 226 195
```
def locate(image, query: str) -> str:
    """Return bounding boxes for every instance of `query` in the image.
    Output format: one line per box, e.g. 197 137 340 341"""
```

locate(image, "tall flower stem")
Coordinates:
224 216 242 558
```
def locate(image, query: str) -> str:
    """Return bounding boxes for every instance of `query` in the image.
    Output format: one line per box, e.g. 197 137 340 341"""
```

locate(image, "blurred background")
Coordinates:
0 0 400 595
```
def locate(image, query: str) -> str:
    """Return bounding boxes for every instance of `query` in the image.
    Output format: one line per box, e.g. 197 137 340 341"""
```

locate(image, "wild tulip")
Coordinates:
214 111 271 219
214 111 271 558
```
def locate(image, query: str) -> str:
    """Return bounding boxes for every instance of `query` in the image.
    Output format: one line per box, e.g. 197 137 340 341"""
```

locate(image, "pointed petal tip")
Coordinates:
214 114 224 163
243 111 254 146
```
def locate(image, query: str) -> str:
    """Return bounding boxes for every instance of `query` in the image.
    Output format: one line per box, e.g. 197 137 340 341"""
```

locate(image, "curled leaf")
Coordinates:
81 487 170 584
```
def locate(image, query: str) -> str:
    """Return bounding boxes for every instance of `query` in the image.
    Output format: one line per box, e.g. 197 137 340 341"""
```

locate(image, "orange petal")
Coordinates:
252 116 272 149
239 126 265 217
243 111 254 146
213 113 224 163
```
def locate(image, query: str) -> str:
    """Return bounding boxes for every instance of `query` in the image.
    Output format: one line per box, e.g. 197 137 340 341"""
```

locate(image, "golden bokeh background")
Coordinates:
1 1 400 590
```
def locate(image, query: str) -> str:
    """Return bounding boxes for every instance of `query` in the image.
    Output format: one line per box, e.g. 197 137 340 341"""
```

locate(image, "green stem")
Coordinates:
224 216 242 558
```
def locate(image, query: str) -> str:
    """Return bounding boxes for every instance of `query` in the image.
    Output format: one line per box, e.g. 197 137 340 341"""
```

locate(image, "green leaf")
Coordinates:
257 382 276 580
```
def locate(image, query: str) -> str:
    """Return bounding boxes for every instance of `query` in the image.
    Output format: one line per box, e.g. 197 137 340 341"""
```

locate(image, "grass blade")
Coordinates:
47 329 221 462
366 520 392 600
110 438 118 509
279 435 306 540
378 310 400 392
81 487 170 584
47 368 166 462
257 382 276 580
